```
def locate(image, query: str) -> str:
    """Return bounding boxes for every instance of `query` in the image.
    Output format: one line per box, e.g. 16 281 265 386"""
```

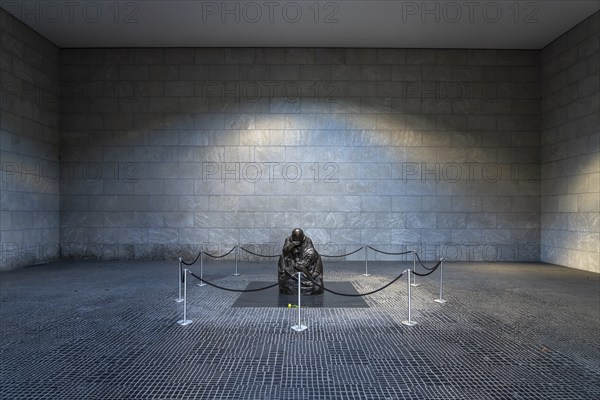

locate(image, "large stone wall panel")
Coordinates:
541 12 600 272
56 38 547 262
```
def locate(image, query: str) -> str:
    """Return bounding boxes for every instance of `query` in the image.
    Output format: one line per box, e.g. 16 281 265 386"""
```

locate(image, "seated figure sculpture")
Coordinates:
278 228 324 295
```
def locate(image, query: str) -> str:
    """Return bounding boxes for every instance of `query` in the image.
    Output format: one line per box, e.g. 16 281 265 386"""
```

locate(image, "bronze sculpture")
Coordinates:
278 228 324 295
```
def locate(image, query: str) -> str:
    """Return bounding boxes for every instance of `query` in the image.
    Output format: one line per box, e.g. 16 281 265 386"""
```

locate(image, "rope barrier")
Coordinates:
181 250 202 266
203 246 236 259
181 245 239 265
303 271 406 297
180 246 443 295
184 245 421 262
239 246 365 259
412 261 442 277
239 247 280 258
176 248 450 329
321 247 364 258
414 252 438 271
189 271 279 293
367 246 414 256
189 269 405 297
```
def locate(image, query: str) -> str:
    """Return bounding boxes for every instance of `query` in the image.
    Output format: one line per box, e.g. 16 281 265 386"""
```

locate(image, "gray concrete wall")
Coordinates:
59 46 540 262
0 8 60 270
541 12 600 273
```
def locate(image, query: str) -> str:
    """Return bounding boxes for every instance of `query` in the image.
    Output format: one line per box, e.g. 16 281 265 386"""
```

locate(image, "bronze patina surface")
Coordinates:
277 228 324 295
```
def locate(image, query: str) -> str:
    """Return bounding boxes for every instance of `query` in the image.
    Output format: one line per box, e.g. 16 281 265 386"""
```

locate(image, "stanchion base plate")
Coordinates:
362 273 372 277
291 324 308 332
175 298 184 303
410 284 421 287
232 273 241 276
196 283 206 287
434 299 447 304
177 319 193 326
402 320 417 326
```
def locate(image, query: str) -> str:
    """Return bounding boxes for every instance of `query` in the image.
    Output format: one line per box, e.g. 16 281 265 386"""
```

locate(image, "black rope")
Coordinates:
307 272 405 297
240 246 365 259
203 246 236 259
188 269 404 297
321 247 364 258
181 251 202 266
367 246 414 256
412 261 442 277
239 247 280 258
188 271 279 293
414 252 439 271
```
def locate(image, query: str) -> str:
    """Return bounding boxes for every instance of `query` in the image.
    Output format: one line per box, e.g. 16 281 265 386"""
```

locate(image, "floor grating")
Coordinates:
1 261 598 399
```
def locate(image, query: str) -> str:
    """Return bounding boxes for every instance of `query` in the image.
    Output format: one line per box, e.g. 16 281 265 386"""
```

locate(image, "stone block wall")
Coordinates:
3 8 597 270
541 12 600 272
0 8 60 270
59 46 541 262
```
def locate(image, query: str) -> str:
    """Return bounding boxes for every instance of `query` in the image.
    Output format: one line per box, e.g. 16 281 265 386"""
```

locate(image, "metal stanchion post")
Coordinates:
177 269 193 326
196 249 206 287
175 257 184 302
402 269 417 326
232 244 240 276
363 246 371 276
434 258 447 304
291 272 307 332
410 250 420 287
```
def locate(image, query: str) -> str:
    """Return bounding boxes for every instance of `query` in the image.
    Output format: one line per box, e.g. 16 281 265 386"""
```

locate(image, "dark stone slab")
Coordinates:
232 281 369 308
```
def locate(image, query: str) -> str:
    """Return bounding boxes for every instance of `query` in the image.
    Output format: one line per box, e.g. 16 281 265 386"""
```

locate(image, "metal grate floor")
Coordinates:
1 261 599 399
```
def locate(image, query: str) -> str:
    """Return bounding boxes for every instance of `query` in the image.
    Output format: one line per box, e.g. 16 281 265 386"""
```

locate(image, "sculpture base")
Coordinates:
279 288 324 296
